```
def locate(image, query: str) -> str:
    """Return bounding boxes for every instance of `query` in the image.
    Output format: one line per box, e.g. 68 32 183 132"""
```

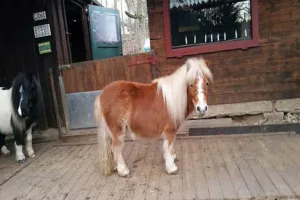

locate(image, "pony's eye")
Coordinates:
190 84 194 88
206 82 209 86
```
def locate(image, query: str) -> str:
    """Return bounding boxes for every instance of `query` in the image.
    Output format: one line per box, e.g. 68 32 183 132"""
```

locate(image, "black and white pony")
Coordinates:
0 72 42 163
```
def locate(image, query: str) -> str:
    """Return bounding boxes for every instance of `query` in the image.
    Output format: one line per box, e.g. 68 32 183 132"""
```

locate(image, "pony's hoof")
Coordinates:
1 146 11 156
3 153 12 157
118 167 131 178
27 150 35 158
172 153 178 161
166 164 178 175
18 159 26 164
119 171 132 178
16 153 26 163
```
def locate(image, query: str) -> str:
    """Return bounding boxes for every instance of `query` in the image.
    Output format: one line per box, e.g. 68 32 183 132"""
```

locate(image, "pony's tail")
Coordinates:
94 96 114 176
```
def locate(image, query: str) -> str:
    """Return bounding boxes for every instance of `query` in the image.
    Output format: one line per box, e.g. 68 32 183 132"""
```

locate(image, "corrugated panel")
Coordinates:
66 90 102 129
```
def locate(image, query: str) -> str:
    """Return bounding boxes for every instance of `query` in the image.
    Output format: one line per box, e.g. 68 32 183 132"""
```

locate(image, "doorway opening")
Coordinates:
64 0 97 63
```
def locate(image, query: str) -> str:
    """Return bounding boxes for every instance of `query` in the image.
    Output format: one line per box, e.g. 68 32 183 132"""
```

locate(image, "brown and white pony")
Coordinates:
94 57 213 177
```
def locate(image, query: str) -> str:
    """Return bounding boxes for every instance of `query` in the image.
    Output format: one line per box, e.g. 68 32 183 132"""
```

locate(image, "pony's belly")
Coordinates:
0 108 13 134
129 125 164 139
0 118 13 135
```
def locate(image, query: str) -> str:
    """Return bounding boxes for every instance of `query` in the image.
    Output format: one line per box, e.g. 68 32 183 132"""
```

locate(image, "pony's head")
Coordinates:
12 73 41 118
185 57 213 115
154 57 213 126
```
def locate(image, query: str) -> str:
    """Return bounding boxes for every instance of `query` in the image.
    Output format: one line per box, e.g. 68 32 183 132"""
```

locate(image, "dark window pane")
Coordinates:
90 12 119 44
169 0 252 48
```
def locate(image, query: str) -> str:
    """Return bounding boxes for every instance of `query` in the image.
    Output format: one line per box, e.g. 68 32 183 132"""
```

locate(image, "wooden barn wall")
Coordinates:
147 0 300 105
0 0 61 129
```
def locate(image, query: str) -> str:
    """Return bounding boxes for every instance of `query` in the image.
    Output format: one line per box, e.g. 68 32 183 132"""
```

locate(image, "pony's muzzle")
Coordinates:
196 105 207 114
21 108 29 117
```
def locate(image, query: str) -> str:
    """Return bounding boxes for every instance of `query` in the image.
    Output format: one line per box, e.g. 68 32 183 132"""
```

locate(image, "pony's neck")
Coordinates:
156 67 188 126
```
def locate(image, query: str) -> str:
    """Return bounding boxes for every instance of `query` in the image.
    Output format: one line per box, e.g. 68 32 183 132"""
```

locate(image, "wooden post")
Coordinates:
49 68 63 138
58 75 70 132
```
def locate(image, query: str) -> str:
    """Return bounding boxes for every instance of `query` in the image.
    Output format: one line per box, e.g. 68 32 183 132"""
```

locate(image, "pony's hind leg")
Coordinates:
26 126 35 157
0 134 11 156
163 132 178 174
112 134 131 177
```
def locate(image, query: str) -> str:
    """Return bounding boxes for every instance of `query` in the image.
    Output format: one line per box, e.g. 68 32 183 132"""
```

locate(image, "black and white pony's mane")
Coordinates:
10 73 42 124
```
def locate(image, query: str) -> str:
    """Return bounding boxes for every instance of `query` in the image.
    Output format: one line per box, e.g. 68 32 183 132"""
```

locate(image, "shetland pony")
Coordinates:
94 57 213 177
0 73 42 163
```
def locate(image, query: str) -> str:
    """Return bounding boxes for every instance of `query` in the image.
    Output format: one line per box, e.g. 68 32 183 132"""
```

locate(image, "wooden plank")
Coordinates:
0 146 67 200
284 135 300 155
276 136 300 170
57 151 98 200
131 141 158 200
200 139 224 199
0 143 50 186
181 139 196 200
209 138 238 199
54 146 98 200
253 136 300 195
119 141 150 200
41 145 91 199
3 136 300 200
226 137 265 198
238 137 284 197
95 141 135 200
262 136 300 192
144 140 163 200
189 140 210 199
169 139 183 200
19 146 77 200
216 139 252 199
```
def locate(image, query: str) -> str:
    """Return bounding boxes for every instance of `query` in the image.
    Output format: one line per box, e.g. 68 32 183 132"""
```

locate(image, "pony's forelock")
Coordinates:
156 57 213 126
185 57 213 84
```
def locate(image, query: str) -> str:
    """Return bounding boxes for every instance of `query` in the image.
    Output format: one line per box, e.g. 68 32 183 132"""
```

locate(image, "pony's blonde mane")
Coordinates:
154 57 213 126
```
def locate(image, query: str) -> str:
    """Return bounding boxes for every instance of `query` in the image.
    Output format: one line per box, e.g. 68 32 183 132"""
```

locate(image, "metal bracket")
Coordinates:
127 51 157 67
127 50 159 79
59 64 71 71
127 59 152 67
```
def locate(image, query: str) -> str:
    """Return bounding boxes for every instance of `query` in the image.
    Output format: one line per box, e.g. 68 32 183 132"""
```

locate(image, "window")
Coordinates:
91 12 120 44
163 0 259 57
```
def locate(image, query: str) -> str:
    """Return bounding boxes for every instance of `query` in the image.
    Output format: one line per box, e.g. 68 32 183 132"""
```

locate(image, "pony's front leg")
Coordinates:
14 141 25 163
112 136 131 177
163 134 178 174
26 126 35 157
13 129 26 163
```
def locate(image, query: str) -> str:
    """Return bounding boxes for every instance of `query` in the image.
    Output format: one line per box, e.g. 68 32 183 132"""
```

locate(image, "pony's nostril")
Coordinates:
196 106 200 112
204 105 208 111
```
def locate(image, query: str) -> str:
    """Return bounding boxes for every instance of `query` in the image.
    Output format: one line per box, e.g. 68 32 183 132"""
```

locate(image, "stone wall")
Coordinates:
188 98 300 126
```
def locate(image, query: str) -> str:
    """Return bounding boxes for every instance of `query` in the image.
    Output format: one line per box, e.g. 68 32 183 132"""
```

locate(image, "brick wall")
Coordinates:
147 0 300 105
